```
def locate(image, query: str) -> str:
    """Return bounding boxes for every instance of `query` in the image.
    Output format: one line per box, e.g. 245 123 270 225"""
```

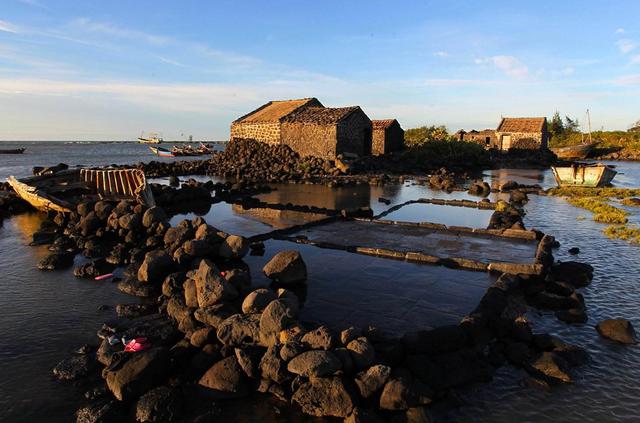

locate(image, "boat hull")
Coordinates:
550 142 597 160
149 146 175 157
552 164 617 187
138 137 162 144
0 148 25 154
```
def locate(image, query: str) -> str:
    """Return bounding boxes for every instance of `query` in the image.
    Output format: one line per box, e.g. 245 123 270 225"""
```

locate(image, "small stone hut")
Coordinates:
231 98 372 159
495 117 549 150
282 106 372 159
371 119 404 155
455 129 499 149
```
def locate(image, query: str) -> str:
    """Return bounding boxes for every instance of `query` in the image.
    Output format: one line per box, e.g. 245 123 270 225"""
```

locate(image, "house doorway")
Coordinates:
363 128 372 156
501 135 512 151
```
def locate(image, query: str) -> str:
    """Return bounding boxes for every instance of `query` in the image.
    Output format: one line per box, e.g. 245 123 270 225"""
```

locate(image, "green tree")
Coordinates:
550 111 564 137
564 116 580 133
404 125 452 147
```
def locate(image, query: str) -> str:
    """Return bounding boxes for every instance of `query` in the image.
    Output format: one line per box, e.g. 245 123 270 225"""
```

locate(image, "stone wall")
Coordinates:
463 130 499 149
280 122 338 159
230 122 281 145
496 131 548 150
373 123 404 155
336 110 372 157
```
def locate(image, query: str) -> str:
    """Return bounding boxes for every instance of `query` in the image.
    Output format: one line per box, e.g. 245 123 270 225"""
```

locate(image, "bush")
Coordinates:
402 139 489 169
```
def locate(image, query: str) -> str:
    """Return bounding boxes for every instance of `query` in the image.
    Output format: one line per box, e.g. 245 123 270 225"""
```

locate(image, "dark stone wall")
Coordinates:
230 122 281 144
336 110 372 157
372 122 404 155
280 122 338 159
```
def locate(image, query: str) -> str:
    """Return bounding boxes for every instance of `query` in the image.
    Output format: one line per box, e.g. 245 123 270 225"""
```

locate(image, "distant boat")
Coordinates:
149 146 175 157
8 168 155 213
550 142 598 160
552 163 617 187
138 132 163 144
0 148 25 154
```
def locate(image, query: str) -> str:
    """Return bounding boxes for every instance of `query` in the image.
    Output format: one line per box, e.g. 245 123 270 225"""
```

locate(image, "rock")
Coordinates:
553 344 590 367
115 303 156 318
104 347 169 401
345 407 386 423
183 278 198 308
162 272 186 298
568 247 580 255
198 356 249 398
504 341 531 365
379 369 432 411
194 224 224 244
217 314 260 346
259 344 290 384
142 207 168 228
218 235 249 259
500 180 519 191
333 347 355 375
163 226 194 250
190 327 216 348
341 326 362 346
259 299 296 346
287 350 342 377
74 259 114 279
78 212 101 236
526 351 572 384
551 261 593 288
194 304 235 328
263 250 307 284
38 252 75 270
169 176 180 187
279 341 306 361
279 322 307 344
242 288 278 314
292 376 355 418
194 259 238 307
347 337 375 369
529 291 576 310
137 250 175 284
135 386 182 423
53 354 92 380
234 347 263 378
182 239 213 257
596 319 637 344
301 325 335 350
118 278 156 297
354 364 392 398
555 308 588 324
118 213 142 231
76 400 125 423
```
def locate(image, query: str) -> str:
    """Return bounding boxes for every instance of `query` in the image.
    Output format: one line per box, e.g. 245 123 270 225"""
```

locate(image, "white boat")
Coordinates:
138 132 163 144
552 163 617 187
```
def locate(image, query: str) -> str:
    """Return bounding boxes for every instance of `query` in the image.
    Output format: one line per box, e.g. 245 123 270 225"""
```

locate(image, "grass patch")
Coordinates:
548 186 640 199
567 198 628 224
604 225 640 244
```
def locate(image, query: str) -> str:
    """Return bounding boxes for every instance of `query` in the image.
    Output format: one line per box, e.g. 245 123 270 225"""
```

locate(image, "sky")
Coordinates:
1 0 640 140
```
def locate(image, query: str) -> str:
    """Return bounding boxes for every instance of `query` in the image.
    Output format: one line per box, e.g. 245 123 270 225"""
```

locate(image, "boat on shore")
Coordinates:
0 148 25 154
552 163 617 187
149 146 175 157
550 142 598 160
138 132 163 144
7 168 155 213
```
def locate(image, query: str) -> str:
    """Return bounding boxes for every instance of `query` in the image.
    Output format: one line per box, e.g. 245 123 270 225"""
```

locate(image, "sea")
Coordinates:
0 141 639 422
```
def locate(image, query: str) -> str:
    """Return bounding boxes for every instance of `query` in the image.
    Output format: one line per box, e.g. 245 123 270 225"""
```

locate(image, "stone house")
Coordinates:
455 129 499 149
281 106 372 159
231 98 373 159
495 117 549 150
230 98 323 145
371 119 404 155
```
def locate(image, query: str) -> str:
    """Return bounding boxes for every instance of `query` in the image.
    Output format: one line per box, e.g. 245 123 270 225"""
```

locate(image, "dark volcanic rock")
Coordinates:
218 235 249 259
38 252 75 270
216 314 260 347
526 351 573 384
354 364 392 399
241 288 278 314
292 376 355 418
198 356 249 398
287 350 342 377
76 400 125 423
104 347 169 401
263 250 308 284
53 353 92 380
596 319 637 344
301 325 335 350
135 385 182 423
194 259 238 307
137 250 176 284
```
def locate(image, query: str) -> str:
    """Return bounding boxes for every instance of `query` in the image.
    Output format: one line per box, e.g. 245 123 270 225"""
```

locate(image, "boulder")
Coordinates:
347 337 376 369
234 347 263 379
142 207 168 228
53 354 92 380
345 407 386 423
526 351 572 384
241 288 278 314
78 212 101 237
379 369 432 411
551 261 593 288
259 344 290 384
287 350 342 377
198 356 249 398
76 400 125 423
183 279 198 308
259 299 296 346
137 250 175 284
596 319 637 344
115 303 156 319
38 252 75 271
279 341 306 362
224 268 252 293
190 327 216 348
263 250 307 284
118 278 156 297
301 325 335 350
161 272 186 298
354 364 392 398
118 213 142 231
292 376 355 418
218 235 249 259
182 239 212 257
217 314 260 346
194 259 238 307
135 386 182 423
194 304 235 328
104 347 169 401
341 326 362 346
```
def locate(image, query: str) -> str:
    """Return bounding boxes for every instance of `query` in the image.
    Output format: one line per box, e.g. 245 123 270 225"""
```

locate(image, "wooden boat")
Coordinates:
0 148 25 154
138 132 163 144
149 146 175 157
8 168 155 213
552 163 617 187
550 142 598 160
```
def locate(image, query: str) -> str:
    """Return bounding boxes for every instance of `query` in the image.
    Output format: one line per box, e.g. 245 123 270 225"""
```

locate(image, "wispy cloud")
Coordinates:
614 74 640 85
424 78 496 87
631 55 640 65
616 28 625 34
491 55 529 78
0 19 20 34
69 18 170 46
18 0 49 9
561 67 575 76
433 51 449 57
616 39 637 54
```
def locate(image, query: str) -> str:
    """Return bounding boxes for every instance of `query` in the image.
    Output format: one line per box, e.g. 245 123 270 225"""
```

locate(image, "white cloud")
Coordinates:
70 18 170 46
561 67 575 76
491 55 529 78
616 39 637 54
615 74 640 85
0 19 20 33
630 55 640 65
433 51 449 57
616 28 625 34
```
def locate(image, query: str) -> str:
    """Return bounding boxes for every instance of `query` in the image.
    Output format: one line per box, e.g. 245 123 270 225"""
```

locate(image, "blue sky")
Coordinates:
1 0 640 140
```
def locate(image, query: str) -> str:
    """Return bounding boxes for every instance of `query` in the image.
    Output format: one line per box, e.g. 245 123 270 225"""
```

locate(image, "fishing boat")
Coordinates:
149 146 175 157
550 142 598 160
138 132 163 144
0 148 25 154
7 168 155 213
551 163 617 187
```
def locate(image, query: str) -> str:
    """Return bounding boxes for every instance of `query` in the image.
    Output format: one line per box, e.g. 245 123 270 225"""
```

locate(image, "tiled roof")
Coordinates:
372 119 397 129
497 117 546 133
234 98 319 123
284 106 361 125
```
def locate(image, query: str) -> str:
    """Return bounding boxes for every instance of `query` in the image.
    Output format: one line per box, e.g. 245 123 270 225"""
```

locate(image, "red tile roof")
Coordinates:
497 117 546 133
372 119 397 129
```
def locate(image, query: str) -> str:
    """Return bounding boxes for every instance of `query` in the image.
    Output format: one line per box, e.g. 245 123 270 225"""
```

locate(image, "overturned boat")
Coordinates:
550 142 598 160
8 168 155 213
552 163 617 187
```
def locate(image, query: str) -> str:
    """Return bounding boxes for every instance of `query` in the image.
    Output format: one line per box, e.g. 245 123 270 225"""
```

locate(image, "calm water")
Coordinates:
1 142 639 422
